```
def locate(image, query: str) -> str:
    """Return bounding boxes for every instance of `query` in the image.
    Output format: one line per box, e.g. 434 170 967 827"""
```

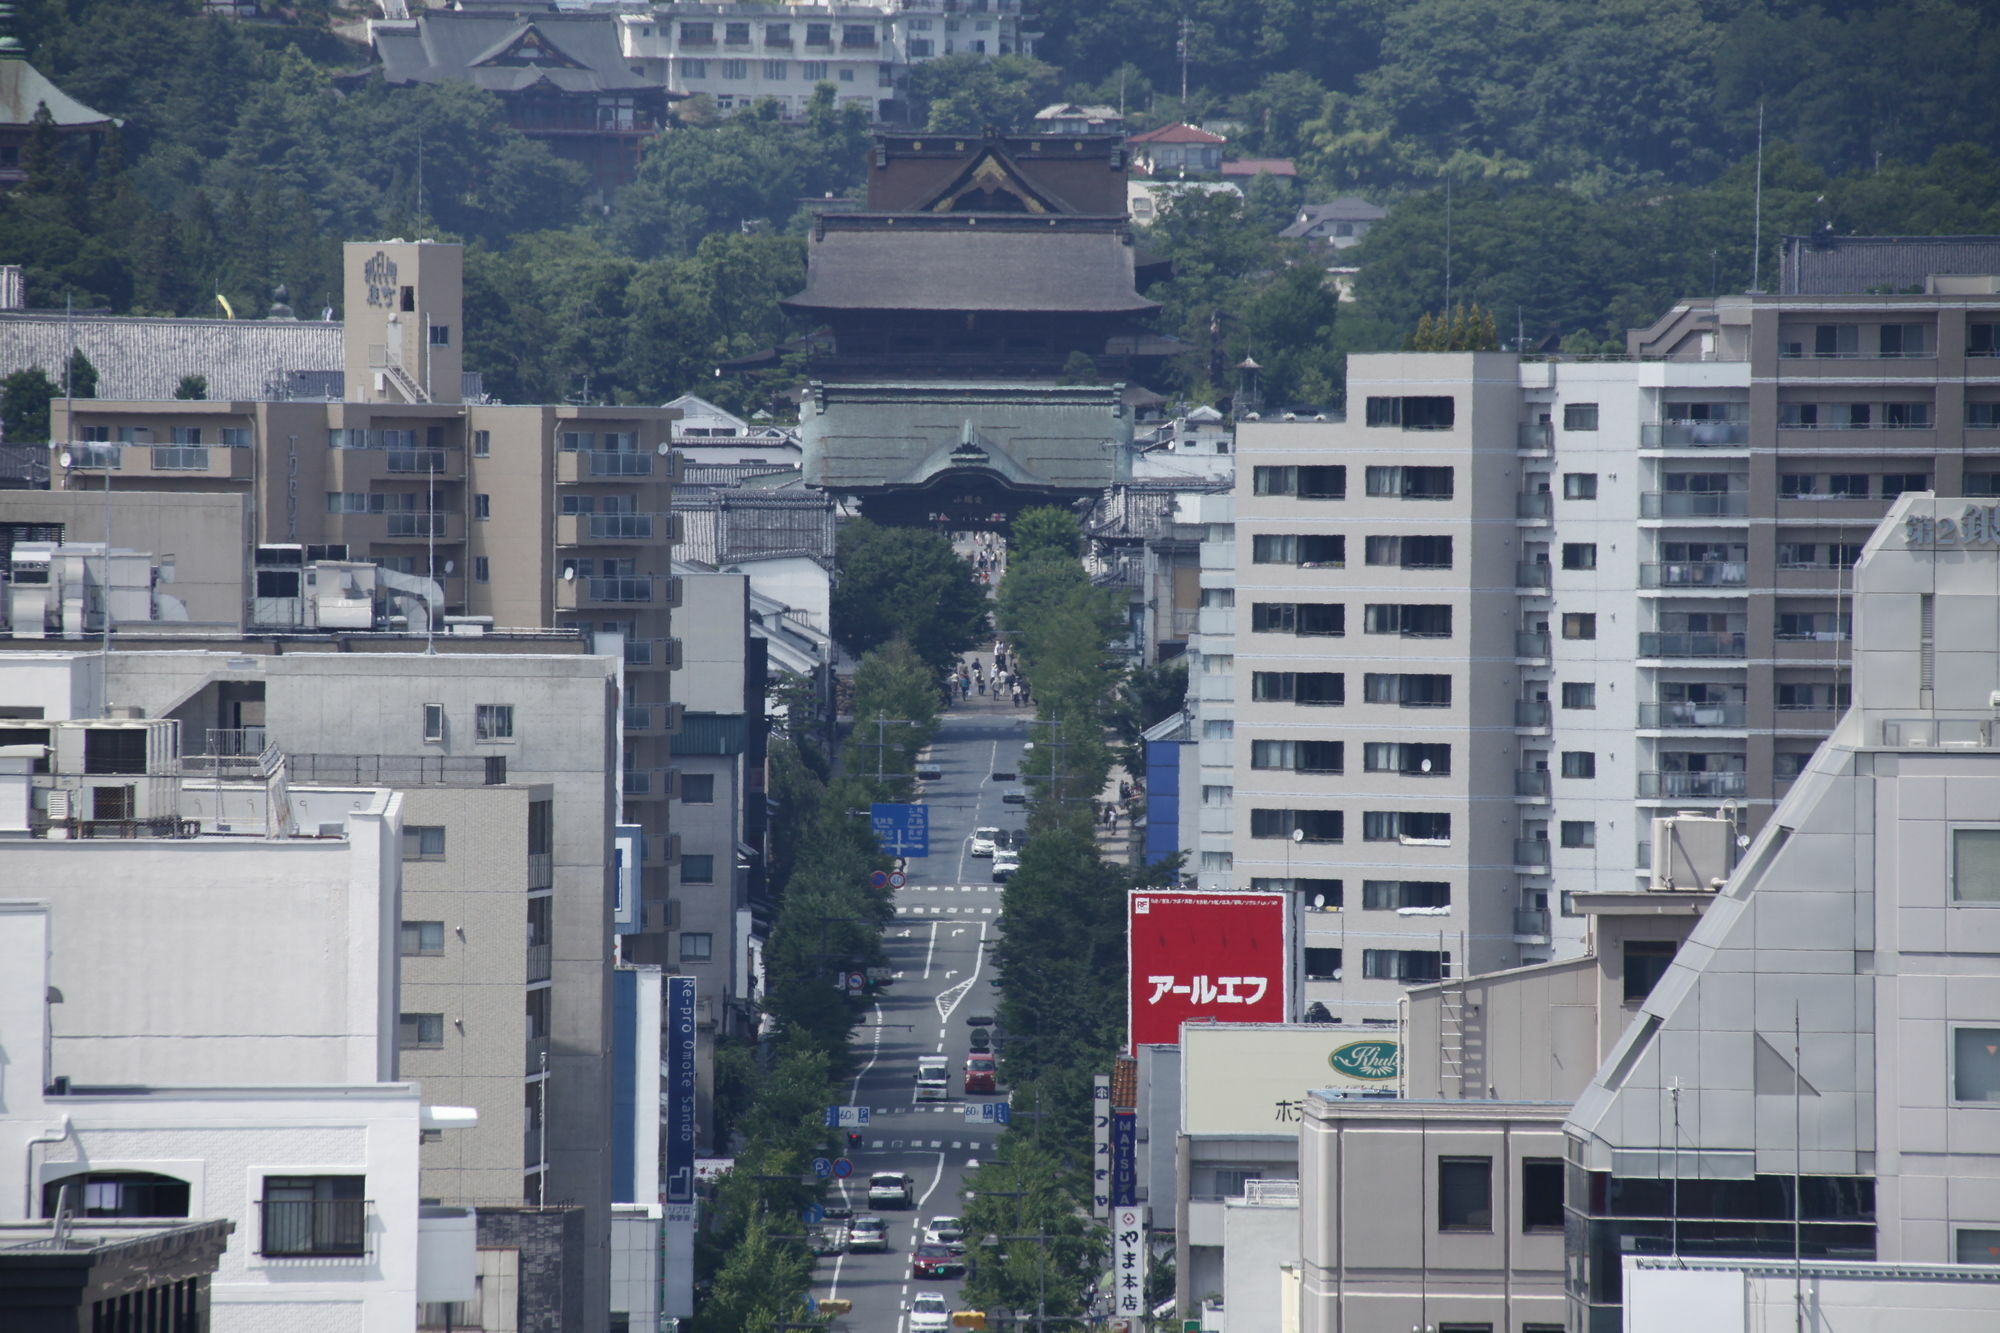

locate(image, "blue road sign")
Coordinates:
963 1102 1012 1125
812 1157 833 1179
801 1204 825 1226
824 1105 872 1128
870 802 931 858
832 1157 855 1179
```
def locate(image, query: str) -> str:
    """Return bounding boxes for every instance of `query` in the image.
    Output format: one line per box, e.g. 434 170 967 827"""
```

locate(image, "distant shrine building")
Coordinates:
776 131 1180 529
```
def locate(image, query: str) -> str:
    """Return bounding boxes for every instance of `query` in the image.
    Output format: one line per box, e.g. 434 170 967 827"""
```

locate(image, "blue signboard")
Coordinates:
869 802 931 858
1110 1110 1138 1207
962 1102 1012 1125
823 1105 872 1128
666 976 697 1204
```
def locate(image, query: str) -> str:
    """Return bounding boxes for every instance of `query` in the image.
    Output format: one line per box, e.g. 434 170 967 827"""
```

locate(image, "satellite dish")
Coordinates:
1736 835 1751 848
1312 893 1326 909
443 560 456 575
58 451 73 469
563 567 577 582
1291 828 1305 843
1420 758 1433 773
657 441 673 456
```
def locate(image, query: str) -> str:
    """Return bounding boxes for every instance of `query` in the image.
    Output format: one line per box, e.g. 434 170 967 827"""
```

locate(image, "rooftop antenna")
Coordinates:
1443 175 1453 313
1751 101 1765 292
416 129 426 237
1176 17 1191 110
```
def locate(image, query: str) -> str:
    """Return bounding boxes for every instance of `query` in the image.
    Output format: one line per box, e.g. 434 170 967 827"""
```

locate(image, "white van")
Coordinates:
916 1056 950 1102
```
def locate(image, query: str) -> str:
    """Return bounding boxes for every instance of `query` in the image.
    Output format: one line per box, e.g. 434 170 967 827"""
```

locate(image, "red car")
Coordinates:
912 1244 966 1279
964 1053 997 1094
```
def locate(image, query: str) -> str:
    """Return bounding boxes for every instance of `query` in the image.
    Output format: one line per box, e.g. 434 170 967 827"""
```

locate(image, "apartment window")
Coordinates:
765 22 791 44
1364 395 1455 430
680 21 713 44
1249 808 1343 843
1365 534 1453 569
399 1012 445 1049
1363 672 1452 708
1363 742 1450 776
1561 682 1596 710
169 426 202 445
1364 603 1452 637
469 428 490 458
1251 671 1344 705
1623 940 1677 1003
1813 324 1860 357
1438 1158 1492 1231
473 557 489 584
260 1176 365 1257
1827 473 1868 498
801 60 828 79
1202 719 1234 740
1521 1158 1564 1231
400 921 445 956
1561 612 1597 640
907 37 933 56
1251 463 1345 497
1561 542 1597 571
1362 880 1450 909
1365 465 1454 499
1363 948 1447 982
1560 821 1596 849
681 773 716 804
683 58 707 78
1251 601 1344 636
1561 472 1599 500
1880 323 1930 357
1952 828 2000 903
1363 810 1451 843
402 825 446 861
1956 1229 2000 1264
475 704 514 741
428 324 451 347
1955 1027 2000 1102
474 493 491 521
1251 739 1344 773
1252 533 1344 567
1560 751 1596 779
724 21 751 42
762 60 786 78
722 60 747 79
1562 402 1599 431
1303 947 1342 980
680 854 715 884
679 932 714 963
1884 401 1932 428
421 703 446 744
1880 473 1930 497
841 23 876 46
805 21 831 44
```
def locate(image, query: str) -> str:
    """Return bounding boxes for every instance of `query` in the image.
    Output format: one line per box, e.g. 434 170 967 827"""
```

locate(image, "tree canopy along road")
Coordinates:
816 702 1029 1332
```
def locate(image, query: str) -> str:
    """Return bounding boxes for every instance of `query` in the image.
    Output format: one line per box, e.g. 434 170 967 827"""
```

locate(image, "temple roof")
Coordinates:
0 59 117 131
785 218 1157 316
374 11 666 96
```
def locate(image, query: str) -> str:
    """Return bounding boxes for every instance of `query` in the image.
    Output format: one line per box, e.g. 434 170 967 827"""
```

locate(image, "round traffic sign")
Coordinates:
869 870 890 889
812 1157 833 1179
888 871 907 888
832 1157 854 1179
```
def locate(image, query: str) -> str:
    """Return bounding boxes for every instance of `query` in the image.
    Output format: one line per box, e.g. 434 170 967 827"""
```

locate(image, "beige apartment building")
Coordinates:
44 240 688 953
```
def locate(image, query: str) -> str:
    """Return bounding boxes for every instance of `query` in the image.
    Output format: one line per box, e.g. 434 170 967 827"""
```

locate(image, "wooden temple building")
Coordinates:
779 130 1181 529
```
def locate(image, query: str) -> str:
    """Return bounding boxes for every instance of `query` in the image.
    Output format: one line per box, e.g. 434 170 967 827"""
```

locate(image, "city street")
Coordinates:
815 697 1029 1331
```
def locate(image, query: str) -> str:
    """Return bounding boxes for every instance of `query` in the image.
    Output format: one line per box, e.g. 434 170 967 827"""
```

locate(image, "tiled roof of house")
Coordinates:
786 218 1156 315
0 313 342 401
1221 158 1297 178
1082 480 1226 542
1278 198 1387 238
1127 122 1226 146
375 10 663 96
672 492 837 567
1779 234 2000 294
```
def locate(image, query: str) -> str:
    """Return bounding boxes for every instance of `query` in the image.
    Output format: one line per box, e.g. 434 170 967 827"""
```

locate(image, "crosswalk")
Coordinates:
894 884 1005 916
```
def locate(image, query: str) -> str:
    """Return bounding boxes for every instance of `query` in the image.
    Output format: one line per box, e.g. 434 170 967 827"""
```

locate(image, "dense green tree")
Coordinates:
1108 658 1187 775
65 348 98 399
173 374 207 401
831 520 987 678
905 54 1061 133
1 368 56 443
851 639 941 782
1009 506 1084 564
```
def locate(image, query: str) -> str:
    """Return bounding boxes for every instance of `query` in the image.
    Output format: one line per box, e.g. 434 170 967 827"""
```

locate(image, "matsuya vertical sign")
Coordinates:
1126 891 1289 1053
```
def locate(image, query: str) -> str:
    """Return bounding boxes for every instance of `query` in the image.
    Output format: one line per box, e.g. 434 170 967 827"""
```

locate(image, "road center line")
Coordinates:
849 1002 882 1104
922 920 938 981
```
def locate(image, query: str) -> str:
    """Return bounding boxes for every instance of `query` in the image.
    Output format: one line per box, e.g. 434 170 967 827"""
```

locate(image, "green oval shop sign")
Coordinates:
1330 1040 1400 1082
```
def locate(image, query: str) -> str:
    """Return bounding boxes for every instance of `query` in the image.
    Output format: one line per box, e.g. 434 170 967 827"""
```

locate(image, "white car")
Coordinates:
916 1057 950 1102
868 1172 913 1208
991 849 1019 882
924 1216 966 1251
970 827 999 857
909 1292 953 1331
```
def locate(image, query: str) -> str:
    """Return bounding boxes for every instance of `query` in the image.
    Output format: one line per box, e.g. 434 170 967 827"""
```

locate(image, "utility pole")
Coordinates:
851 716 920 786
1176 17 1191 109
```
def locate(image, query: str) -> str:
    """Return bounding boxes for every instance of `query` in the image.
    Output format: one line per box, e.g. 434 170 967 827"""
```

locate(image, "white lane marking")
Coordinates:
934 918 989 1023
849 1002 883 1104
922 920 938 980
915 1149 948 1209
953 928 966 937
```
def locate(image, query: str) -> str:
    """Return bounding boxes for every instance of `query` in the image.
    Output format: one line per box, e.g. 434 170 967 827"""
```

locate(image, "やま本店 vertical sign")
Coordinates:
1126 890 1289 1053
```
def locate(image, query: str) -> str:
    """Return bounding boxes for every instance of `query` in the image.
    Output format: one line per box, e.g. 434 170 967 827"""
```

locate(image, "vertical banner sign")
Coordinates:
1092 1075 1112 1219
1111 1204 1148 1327
666 976 697 1204
1126 891 1290 1053
1110 1110 1138 1207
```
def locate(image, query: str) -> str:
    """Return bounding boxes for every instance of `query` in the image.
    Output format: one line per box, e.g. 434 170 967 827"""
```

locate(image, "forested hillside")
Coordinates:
4 0 1998 412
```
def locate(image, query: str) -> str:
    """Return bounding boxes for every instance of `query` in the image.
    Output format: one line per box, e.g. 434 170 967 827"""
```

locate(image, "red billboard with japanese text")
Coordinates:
1127 890 1289 1052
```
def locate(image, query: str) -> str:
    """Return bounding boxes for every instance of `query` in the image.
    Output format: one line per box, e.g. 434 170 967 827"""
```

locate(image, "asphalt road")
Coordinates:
814 699 1029 1331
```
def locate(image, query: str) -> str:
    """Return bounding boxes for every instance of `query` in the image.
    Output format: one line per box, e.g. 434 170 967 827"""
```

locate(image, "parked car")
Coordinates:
847 1215 890 1252
991 849 1019 882
964 1053 997 1094
909 1292 953 1331
868 1172 913 1208
924 1217 967 1252
969 1027 992 1052
912 1243 966 1279
970 826 1000 857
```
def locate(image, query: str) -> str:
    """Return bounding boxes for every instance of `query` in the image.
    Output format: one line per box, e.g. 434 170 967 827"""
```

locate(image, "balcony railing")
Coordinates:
1642 422 1749 447
386 450 450 474
624 638 663 666
150 445 209 471
1640 561 1747 589
527 943 552 983
624 705 654 732
289 753 506 787
1516 492 1552 519
1514 699 1551 728
1640 701 1747 728
1638 770 1747 798
385 513 447 538
591 577 654 603
258 1198 369 1258
1518 423 1553 452
526 1034 549 1075
1513 839 1551 869
1641 491 1749 519
587 451 653 477
1515 770 1551 797
1516 562 1551 590
1514 908 1552 938
528 852 553 889
1515 631 1551 659
1639 631 1746 658
587 512 657 541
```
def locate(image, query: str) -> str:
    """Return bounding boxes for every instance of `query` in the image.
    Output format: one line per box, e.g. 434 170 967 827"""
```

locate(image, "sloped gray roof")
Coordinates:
672 492 837 567
375 11 657 95
0 59 116 130
1779 234 2000 294
1081 480 1225 542
787 220 1156 315
1279 198 1386 238
0 312 342 402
